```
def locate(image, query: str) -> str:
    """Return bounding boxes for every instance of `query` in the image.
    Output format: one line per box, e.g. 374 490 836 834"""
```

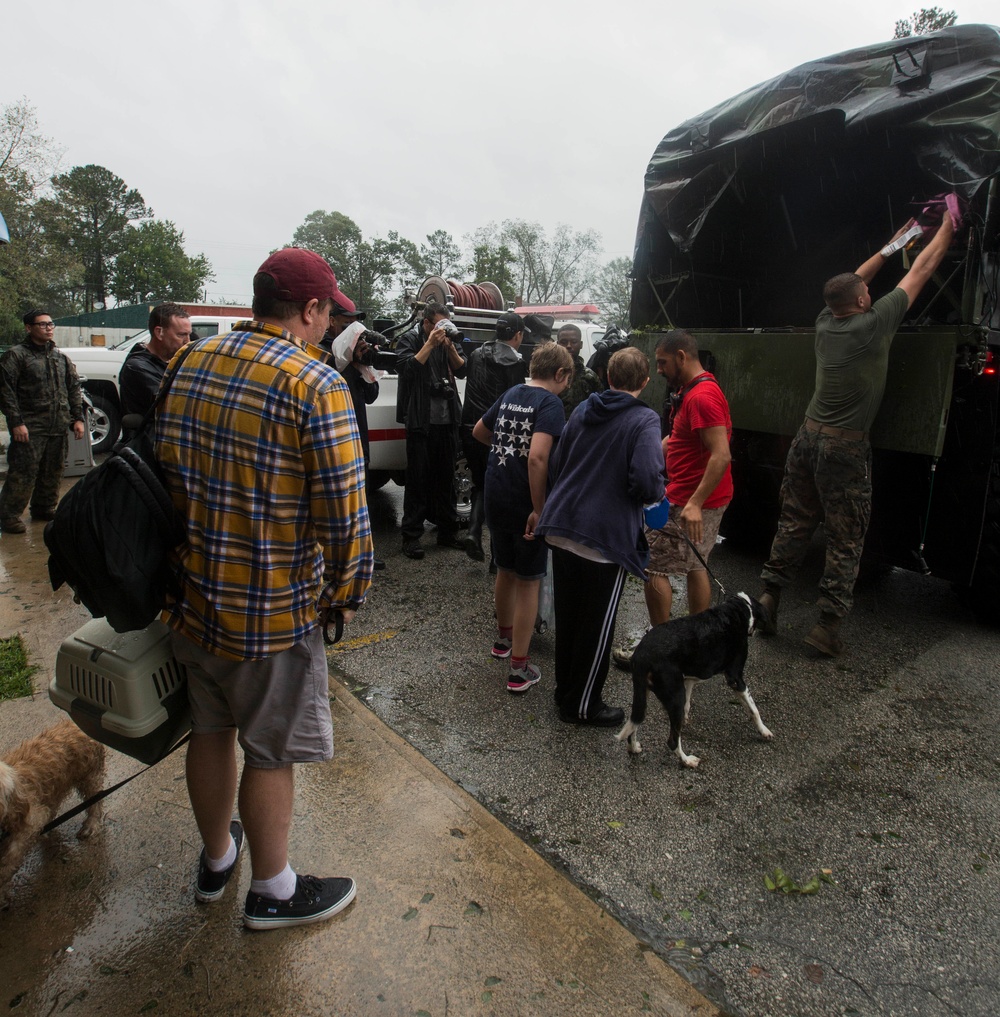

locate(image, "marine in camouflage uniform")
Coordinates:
0 310 85 533
760 212 956 655
556 324 602 420
762 428 871 619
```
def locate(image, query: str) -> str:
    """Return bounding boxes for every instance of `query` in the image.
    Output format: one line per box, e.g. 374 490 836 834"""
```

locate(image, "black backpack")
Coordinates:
44 349 191 633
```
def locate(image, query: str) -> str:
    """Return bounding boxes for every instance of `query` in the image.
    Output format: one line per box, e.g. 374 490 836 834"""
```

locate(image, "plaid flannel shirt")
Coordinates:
155 321 373 661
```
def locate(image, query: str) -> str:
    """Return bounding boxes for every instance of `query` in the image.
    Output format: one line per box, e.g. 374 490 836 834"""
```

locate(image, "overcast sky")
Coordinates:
6 0 997 305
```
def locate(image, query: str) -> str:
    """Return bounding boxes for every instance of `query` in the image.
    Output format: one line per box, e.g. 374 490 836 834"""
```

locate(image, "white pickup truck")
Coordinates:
63 308 608 512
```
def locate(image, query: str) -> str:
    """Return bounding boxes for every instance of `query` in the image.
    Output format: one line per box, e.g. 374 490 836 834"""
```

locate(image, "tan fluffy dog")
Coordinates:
0 719 106 889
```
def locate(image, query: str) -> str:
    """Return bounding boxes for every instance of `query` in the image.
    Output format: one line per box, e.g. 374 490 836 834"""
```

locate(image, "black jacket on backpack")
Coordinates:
44 424 186 633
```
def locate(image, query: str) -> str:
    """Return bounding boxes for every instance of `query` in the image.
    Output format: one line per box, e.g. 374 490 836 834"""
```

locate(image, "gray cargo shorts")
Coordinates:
170 626 333 768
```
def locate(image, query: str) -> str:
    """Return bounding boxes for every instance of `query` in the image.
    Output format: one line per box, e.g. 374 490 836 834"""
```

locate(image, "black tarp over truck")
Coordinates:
630 24 1000 616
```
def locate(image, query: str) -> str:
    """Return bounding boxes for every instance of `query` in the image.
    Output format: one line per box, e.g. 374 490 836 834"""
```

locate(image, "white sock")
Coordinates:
250 863 296 900
205 834 236 872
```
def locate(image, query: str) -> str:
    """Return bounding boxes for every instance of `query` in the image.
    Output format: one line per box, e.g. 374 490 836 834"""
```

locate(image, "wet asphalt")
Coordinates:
1 469 998 1017
0 471 715 1017
338 483 1000 1017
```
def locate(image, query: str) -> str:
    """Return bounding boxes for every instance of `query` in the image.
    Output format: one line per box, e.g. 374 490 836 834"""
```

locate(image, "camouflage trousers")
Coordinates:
0 431 68 521
760 424 872 618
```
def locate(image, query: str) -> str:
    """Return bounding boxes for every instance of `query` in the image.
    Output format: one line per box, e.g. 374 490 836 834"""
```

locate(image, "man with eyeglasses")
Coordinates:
0 309 86 534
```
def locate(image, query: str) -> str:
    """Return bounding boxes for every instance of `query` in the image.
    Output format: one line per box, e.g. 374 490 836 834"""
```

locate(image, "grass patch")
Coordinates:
0 634 39 700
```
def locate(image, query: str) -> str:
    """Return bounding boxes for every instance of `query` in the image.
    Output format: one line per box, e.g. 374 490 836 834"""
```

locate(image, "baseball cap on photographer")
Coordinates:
254 247 347 304
332 294 366 320
495 311 524 341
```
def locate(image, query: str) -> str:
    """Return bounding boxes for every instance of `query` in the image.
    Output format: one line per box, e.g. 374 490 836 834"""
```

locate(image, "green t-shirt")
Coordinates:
805 288 908 432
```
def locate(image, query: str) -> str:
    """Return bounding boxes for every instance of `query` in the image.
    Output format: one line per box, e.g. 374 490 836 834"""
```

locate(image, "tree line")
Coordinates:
289 210 633 326
1 99 634 346
0 100 213 344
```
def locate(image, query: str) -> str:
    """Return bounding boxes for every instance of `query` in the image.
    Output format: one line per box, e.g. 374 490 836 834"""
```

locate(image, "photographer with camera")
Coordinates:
322 296 386 570
395 301 468 560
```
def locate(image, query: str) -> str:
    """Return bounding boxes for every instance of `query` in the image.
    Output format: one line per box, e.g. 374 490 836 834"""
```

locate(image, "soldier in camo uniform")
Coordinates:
556 324 602 420
0 309 85 534
759 213 956 656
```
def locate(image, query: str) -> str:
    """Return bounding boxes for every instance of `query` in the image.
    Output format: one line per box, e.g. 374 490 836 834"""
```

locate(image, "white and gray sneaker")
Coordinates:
507 662 541 693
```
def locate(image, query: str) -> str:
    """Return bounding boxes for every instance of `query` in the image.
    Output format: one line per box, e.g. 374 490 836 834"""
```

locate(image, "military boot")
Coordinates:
758 586 780 637
803 612 844 657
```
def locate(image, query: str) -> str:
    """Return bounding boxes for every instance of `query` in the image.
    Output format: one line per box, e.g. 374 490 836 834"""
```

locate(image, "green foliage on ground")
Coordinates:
0 633 38 700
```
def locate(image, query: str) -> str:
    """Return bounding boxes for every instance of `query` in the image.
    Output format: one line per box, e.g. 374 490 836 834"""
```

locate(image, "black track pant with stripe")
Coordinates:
551 545 627 720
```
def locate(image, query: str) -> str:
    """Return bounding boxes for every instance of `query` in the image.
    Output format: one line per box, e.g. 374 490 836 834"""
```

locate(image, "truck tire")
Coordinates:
88 394 122 456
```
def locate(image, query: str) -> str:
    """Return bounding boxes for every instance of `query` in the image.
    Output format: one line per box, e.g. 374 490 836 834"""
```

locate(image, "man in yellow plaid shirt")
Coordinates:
155 247 373 930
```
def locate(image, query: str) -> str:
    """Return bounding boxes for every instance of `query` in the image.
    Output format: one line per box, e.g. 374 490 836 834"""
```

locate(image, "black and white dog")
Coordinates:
615 593 773 768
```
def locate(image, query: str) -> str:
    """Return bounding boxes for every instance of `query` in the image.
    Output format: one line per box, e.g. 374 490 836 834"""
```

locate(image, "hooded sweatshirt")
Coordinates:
535 389 665 577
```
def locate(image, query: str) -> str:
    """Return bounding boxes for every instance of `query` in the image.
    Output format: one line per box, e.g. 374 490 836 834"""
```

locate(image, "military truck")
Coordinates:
629 24 1000 616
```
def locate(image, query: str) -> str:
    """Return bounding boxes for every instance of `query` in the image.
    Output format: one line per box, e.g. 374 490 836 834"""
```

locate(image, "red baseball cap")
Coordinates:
253 248 346 304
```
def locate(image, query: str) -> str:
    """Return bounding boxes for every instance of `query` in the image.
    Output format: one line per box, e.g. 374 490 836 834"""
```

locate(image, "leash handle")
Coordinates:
322 609 345 645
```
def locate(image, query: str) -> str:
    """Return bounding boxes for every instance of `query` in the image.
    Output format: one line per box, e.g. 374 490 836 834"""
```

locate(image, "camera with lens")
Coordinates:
353 330 397 371
437 319 459 338
429 379 454 398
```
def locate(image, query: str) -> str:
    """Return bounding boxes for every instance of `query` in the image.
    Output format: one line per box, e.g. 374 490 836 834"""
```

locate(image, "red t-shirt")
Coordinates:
665 372 733 509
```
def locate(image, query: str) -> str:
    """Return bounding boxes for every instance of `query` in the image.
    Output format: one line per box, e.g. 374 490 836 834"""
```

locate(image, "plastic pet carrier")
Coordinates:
49 619 190 764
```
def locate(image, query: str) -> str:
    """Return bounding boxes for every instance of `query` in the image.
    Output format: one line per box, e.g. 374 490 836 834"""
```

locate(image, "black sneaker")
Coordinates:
402 540 425 560
243 874 357 930
195 820 245 902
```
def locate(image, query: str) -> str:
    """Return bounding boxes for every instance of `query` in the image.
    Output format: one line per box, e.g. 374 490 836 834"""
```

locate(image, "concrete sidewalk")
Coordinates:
0 518 717 1016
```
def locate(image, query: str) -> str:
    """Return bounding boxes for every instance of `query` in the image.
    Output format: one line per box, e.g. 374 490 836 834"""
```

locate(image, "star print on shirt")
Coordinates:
491 401 536 467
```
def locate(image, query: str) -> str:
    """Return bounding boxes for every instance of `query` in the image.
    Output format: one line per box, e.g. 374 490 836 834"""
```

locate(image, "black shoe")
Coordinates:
436 533 467 551
402 540 425 560
195 820 244 902
560 704 625 727
243 874 357 930
30 508 57 521
1 518 26 534
373 556 386 571
464 536 485 562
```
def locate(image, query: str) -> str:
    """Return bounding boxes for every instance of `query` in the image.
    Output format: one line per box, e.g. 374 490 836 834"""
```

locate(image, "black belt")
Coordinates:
805 418 868 442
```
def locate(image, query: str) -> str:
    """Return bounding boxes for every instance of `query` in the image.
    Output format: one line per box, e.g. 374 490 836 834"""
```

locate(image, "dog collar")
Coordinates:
736 592 754 635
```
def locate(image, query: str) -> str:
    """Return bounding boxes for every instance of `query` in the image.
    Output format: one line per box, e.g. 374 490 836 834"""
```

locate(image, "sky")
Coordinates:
5 0 998 305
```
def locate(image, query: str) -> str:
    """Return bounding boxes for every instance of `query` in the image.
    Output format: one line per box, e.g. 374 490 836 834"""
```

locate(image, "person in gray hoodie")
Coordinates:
460 311 529 561
535 347 665 726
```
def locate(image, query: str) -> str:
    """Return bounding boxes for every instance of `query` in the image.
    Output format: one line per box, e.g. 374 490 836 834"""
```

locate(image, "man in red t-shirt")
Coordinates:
644 330 732 625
